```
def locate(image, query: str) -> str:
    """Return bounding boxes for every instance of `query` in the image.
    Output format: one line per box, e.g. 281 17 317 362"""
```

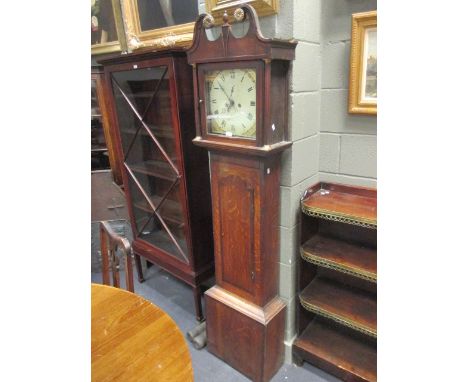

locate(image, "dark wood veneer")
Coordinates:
300 277 376 337
301 234 377 282
99 50 214 321
293 318 377 382
92 67 123 184
294 182 377 382
302 183 377 227
187 5 296 381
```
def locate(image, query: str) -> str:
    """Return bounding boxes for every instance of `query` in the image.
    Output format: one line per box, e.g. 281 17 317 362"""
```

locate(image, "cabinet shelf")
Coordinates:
138 230 188 263
128 160 177 181
301 183 377 229
133 198 184 227
121 125 174 140
301 235 376 283
293 318 376 382
91 147 108 153
116 90 169 99
299 277 376 338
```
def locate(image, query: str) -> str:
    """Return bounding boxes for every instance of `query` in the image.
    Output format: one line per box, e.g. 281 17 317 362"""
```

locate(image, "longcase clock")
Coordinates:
187 6 297 381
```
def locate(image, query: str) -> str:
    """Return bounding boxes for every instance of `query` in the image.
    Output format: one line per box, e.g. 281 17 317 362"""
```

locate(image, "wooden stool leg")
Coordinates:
100 227 110 285
135 254 144 282
125 251 134 292
193 286 204 322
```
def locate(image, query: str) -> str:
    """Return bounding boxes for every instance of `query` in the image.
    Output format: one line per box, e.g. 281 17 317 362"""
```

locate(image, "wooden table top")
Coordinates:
91 283 193 382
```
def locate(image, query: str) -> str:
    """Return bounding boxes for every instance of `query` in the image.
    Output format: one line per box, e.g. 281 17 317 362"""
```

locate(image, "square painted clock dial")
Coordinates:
204 68 257 139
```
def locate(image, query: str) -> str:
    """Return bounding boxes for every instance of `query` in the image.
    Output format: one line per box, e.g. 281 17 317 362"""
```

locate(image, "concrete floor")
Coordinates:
91 264 340 382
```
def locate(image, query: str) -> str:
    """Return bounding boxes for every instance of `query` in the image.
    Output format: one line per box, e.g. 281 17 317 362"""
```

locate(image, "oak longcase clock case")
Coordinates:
188 6 297 381
99 50 214 321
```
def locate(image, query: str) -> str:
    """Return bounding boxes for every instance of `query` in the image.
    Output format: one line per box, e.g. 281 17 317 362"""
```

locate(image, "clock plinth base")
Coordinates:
205 286 286 382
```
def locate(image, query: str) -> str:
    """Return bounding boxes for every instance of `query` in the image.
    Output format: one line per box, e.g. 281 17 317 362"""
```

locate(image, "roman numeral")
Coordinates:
212 99 217 103
241 72 246 82
230 71 235 79
221 74 225 81
248 87 253 92
250 101 256 106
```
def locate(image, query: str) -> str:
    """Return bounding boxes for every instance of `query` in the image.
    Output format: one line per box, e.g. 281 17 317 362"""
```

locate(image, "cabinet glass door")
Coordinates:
111 65 189 264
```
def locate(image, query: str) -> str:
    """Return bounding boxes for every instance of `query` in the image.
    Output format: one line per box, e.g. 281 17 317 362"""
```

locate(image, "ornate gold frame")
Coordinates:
348 11 377 115
91 0 127 56
122 0 197 51
205 0 279 24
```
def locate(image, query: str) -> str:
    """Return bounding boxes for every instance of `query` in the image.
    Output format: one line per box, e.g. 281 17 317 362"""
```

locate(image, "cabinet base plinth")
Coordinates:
205 286 285 382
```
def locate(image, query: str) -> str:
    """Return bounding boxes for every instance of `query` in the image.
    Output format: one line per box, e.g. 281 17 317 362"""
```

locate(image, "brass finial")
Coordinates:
222 10 229 24
234 8 245 22
202 14 214 29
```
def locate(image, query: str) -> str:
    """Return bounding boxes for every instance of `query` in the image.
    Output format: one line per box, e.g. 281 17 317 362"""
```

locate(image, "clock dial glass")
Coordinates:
204 68 257 139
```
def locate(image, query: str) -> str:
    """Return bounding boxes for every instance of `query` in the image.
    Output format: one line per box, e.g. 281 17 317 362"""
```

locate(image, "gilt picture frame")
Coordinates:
122 0 199 51
91 0 127 55
348 11 377 115
205 0 279 25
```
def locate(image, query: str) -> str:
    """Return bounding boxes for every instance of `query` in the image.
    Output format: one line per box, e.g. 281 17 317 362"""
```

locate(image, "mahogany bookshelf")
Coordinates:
301 235 376 283
293 182 377 382
294 318 377 382
300 277 376 337
301 183 376 229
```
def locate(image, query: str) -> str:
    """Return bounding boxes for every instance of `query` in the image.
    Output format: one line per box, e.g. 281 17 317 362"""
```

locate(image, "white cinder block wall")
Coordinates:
197 0 377 363
319 0 377 188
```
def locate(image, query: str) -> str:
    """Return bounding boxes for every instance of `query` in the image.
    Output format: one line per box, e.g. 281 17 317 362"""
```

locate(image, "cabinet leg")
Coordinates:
292 352 304 367
193 286 204 322
135 254 144 282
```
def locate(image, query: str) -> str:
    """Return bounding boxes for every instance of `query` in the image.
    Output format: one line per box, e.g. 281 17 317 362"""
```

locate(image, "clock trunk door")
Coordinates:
211 156 261 302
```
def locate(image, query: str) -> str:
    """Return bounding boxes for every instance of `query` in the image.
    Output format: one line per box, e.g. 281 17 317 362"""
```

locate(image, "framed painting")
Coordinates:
205 0 279 24
122 0 200 50
91 0 127 55
348 11 377 115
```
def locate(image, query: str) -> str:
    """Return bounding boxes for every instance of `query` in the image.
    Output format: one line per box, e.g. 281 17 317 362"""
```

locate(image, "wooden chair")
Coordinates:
100 221 134 292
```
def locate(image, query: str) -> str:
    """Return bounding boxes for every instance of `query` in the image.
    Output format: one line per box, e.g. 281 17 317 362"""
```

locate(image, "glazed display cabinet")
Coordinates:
99 50 214 320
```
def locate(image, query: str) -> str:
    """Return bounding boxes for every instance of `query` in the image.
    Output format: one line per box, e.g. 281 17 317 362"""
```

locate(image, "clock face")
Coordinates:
204 68 257 139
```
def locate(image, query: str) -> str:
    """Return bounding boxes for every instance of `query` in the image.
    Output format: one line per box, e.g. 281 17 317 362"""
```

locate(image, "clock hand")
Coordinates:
227 85 236 111
225 86 235 111
218 82 236 110
218 82 231 102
